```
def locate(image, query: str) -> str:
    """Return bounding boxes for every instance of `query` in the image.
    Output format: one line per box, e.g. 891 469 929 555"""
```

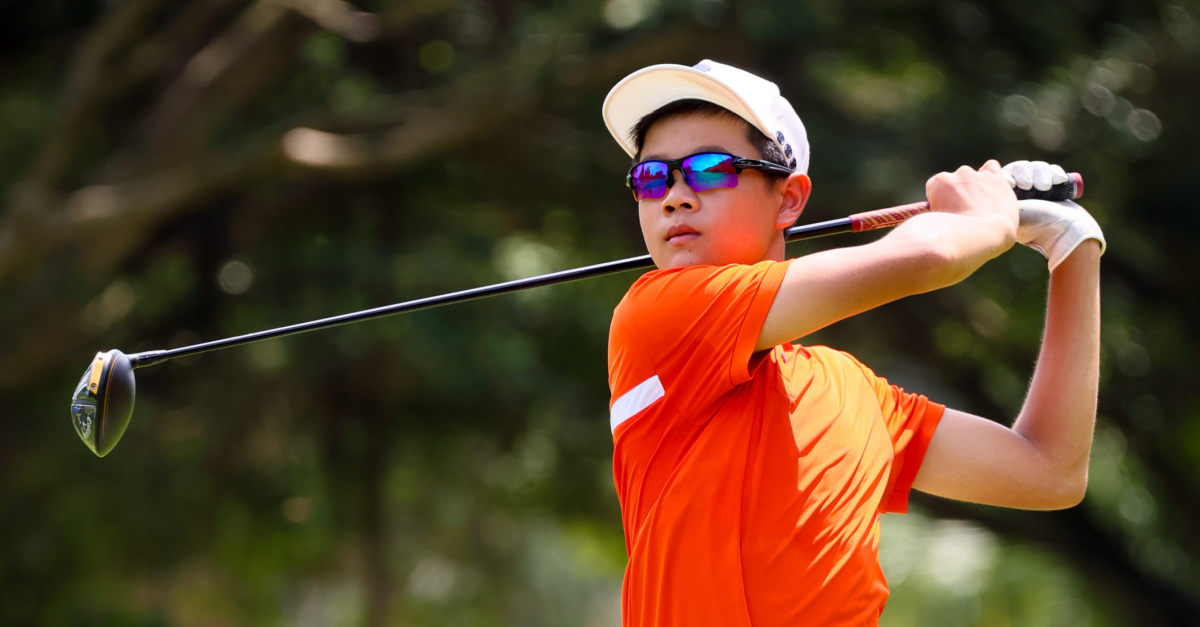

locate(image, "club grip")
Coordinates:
850 201 931 232
1013 171 1083 201
849 172 1083 232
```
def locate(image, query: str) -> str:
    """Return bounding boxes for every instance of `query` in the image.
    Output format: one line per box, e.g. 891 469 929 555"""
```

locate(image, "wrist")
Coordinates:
979 213 1018 246
1051 239 1101 275
988 219 1017 256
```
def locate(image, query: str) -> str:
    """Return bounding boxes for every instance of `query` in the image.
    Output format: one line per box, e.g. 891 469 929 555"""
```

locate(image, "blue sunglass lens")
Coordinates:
683 154 738 191
632 162 669 200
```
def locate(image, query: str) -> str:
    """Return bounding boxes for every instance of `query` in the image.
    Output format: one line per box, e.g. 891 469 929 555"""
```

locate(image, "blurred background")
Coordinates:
1 0 1198 625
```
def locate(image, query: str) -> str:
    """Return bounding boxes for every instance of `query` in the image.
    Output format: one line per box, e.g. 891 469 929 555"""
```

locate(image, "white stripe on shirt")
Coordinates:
610 375 665 433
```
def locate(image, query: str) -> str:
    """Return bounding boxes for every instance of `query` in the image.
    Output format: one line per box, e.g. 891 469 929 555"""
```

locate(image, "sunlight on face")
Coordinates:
637 114 785 269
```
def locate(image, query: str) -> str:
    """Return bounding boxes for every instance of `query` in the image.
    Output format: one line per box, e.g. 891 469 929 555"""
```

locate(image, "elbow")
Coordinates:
1065 467 1089 508
1045 467 1089 510
1055 482 1087 510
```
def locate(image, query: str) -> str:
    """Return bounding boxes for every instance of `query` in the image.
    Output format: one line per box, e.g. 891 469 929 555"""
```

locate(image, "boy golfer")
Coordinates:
602 60 1105 626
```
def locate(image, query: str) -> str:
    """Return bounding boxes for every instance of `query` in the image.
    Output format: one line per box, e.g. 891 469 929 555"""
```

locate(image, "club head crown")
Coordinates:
71 349 136 457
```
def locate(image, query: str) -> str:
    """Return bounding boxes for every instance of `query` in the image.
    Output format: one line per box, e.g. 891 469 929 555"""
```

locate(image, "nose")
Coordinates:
659 168 697 214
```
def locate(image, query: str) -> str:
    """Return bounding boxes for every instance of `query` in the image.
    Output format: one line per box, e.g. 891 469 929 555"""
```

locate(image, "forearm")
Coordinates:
1012 241 1102 499
886 210 1015 289
756 237 943 349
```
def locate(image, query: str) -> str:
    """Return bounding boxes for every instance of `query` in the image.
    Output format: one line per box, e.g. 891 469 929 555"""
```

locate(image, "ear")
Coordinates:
774 173 811 230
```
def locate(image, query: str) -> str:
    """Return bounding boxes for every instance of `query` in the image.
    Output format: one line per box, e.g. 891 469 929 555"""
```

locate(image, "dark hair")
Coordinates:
630 99 789 176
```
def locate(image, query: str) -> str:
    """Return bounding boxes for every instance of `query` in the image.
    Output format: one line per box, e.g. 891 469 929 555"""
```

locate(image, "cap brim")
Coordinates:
602 64 775 158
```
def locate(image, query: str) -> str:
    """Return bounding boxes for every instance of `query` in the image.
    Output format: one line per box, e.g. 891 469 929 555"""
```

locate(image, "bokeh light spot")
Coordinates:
420 40 455 73
217 260 254 295
282 496 314 523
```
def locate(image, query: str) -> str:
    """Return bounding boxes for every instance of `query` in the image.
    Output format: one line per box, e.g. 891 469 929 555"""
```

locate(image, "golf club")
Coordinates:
70 173 1083 457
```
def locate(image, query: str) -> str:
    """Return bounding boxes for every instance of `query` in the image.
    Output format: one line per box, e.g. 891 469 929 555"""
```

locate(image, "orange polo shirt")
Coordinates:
607 260 944 627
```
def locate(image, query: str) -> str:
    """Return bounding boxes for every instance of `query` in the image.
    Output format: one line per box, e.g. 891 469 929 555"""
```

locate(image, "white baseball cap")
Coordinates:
602 59 809 173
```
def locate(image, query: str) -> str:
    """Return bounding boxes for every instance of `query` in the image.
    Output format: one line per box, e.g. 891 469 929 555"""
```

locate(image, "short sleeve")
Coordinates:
610 260 790 418
841 353 945 514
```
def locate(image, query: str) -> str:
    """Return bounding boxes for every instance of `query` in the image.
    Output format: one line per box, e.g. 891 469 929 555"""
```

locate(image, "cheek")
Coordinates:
638 204 660 247
712 191 768 232
711 190 778 252
637 203 654 232
714 214 759 246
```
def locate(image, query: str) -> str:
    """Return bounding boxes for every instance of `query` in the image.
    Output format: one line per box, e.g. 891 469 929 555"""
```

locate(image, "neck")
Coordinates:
762 229 787 262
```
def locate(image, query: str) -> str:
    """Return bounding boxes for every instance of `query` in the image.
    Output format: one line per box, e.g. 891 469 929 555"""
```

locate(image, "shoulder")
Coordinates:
803 345 863 366
803 345 880 384
623 261 786 305
626 264 720 295
611 266 712 324
799 346 898 415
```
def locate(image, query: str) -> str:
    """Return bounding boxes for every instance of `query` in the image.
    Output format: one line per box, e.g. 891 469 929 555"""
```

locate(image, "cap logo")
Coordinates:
694 63 711 72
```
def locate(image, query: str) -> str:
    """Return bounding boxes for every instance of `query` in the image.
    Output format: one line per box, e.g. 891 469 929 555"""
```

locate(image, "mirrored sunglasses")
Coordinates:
626 152 794 201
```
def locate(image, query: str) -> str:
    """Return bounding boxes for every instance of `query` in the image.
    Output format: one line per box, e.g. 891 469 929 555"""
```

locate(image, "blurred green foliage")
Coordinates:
1 0 1198 625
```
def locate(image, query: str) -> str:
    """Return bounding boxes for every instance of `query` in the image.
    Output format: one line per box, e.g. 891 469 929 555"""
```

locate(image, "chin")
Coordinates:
655 249 718 269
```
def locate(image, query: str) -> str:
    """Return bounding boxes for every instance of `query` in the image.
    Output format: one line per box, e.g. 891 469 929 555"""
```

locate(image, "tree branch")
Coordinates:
0 27 707 390
25 0 168 190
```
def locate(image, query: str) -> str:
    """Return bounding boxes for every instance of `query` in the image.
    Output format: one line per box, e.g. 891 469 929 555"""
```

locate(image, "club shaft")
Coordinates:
128 214 869 368
128 171 1080 370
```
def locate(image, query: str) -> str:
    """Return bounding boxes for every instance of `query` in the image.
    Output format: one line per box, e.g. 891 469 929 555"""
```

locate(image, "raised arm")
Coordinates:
912 240 1100 509
756 160 1018 351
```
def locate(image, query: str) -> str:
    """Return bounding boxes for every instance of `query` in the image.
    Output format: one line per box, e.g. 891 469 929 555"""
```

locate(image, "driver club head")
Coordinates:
70 349 136 457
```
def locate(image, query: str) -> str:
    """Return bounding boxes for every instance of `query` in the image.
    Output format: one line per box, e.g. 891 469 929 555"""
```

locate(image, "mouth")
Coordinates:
665 225 700 244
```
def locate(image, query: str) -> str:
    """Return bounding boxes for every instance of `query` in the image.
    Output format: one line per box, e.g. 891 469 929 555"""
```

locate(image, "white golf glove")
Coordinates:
1016 199 1106 272
1002 160 1105 271
1002 160 1069 192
